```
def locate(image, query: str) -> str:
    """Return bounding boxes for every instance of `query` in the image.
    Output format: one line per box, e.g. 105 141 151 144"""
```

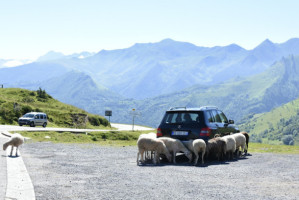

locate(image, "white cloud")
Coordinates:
2 60 32 68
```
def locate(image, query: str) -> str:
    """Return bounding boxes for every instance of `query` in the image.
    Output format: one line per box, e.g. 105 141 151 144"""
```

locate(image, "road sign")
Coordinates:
105 110 112 116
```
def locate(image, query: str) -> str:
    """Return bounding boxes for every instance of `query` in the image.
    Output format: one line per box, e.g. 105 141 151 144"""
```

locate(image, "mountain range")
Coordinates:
1 38 299 128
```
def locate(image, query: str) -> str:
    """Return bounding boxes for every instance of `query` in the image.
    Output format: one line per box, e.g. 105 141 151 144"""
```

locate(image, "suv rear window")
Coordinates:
162 112 200 124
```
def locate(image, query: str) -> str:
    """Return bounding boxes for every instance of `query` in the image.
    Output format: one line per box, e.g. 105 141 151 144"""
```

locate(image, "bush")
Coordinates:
21 105 33 115
282 135 294 145
89 116 101 126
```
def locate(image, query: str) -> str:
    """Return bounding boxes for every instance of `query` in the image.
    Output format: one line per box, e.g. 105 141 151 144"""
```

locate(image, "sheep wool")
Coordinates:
158 137 192 164
3 133 24 157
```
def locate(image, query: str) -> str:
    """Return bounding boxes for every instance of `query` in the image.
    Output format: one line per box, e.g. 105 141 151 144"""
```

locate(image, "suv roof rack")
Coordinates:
169 107 187 111
199 106 218 110
168 106 219 111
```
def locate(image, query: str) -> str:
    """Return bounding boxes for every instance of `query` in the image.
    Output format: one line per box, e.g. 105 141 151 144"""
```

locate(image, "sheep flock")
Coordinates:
137 132 249 166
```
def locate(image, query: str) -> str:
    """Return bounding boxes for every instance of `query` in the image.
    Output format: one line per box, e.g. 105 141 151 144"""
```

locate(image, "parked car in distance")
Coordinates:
157 106 239 141
18 112 48 127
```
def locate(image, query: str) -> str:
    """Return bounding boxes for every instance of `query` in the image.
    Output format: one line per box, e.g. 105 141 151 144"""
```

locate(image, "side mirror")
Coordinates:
228 119 234 124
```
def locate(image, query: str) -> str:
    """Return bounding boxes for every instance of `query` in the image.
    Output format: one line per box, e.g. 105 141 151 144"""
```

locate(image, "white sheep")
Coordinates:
137 136 171 165
137 132 157 160
231 133 247 157
182 139 206 165
2 132 24 157
158 137 192 164
222 135 236 160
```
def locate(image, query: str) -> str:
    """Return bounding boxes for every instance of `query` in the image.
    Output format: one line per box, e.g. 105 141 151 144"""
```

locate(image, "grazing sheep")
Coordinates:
137 132 157 160
182 139 206 165
231 133 247 157
2 132 24 157
137 137 171 165
206 137 226 161
159 137 192 164
240 131 249 154
222 135 236 160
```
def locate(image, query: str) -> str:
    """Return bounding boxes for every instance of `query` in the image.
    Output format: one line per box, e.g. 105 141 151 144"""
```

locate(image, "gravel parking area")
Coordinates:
21 142 299 200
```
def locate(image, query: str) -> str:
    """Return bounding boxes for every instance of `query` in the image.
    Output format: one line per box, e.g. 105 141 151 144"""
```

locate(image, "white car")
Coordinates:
18 112 48 127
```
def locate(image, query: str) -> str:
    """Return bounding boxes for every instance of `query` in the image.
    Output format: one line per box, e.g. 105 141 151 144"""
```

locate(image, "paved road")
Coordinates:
0 137 7 200
0 123 154 133
21 142 299 200
0 123 154 132
0 123 154 199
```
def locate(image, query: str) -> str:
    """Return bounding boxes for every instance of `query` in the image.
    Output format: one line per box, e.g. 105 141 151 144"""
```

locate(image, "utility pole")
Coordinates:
130 108 140 131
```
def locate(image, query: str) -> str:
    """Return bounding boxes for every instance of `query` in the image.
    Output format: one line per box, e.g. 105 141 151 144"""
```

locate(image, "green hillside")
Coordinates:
239 97 299 145
131 55 299 127
0 88 109 128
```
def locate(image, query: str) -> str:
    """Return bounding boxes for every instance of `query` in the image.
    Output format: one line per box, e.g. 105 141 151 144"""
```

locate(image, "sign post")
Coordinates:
105 110 112 127
130 109 141 131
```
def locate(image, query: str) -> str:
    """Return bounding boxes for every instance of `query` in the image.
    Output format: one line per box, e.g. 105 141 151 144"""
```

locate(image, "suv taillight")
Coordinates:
200 127 211 137
157 128 163 137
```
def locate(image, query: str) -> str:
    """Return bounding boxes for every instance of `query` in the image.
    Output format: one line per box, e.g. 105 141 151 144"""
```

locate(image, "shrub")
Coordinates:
282 135 294 145
89 116 101 126
21 105 33 115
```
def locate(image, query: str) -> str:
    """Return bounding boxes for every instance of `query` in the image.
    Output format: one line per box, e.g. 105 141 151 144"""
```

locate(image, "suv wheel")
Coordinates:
43 122 47 128
30 122 35 127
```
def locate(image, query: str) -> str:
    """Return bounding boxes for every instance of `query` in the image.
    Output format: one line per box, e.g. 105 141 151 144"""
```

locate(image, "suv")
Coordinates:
18 112 48 127
157 106 238 141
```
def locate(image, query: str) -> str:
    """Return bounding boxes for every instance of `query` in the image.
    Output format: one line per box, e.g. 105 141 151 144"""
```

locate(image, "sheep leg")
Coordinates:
173 152 176 164
15 147 19 157
194 152 199 166
140 150 145 163
137 152 140 165
10 146 13 157
201 150 205 164
153 152 157 165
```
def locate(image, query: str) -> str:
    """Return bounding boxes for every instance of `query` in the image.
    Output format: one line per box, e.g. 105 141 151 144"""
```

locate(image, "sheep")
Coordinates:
137 136 171 165
222 135 236 160
231 133 247 157
137 132 157 160
240 131 249 155
182 139 206 165
158 137 192 164
206 137 226 161
2 132 24 157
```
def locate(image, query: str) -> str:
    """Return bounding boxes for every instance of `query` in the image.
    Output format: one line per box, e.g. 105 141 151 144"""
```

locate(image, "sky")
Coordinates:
1 0 299 60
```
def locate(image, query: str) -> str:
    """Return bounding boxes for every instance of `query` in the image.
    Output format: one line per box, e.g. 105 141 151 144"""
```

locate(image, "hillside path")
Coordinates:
0 123 154 133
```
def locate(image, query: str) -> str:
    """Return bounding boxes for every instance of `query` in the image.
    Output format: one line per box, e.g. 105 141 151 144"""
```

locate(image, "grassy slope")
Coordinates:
239 97 299 145
0 88 109 128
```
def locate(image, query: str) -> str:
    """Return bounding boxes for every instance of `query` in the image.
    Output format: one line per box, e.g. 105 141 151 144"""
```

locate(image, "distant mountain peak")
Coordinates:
37 51 65 62
224 43 245 52
159 38 176 43
258 39 275 48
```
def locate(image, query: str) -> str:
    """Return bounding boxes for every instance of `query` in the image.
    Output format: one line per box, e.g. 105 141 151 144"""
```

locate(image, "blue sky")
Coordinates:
1 0 299 59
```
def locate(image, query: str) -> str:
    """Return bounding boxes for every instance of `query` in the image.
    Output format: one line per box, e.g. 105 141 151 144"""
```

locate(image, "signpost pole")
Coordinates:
132 109 135 131
105 110 112 128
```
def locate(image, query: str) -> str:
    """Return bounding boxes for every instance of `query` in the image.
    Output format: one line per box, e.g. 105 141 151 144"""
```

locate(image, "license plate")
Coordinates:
172 131 189 136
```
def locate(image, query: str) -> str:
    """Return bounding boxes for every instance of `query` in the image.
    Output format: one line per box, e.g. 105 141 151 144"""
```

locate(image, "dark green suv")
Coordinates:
157 106 239 141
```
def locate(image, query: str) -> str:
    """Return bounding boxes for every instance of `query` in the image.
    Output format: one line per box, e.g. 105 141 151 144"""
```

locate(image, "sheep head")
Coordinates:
3 143 9 151
185 151 192 161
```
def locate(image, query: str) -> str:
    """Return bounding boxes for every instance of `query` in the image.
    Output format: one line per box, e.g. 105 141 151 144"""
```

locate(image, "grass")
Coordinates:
0 88 109 128
248 143 299 154
20 130 299 154
21 130 153 146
